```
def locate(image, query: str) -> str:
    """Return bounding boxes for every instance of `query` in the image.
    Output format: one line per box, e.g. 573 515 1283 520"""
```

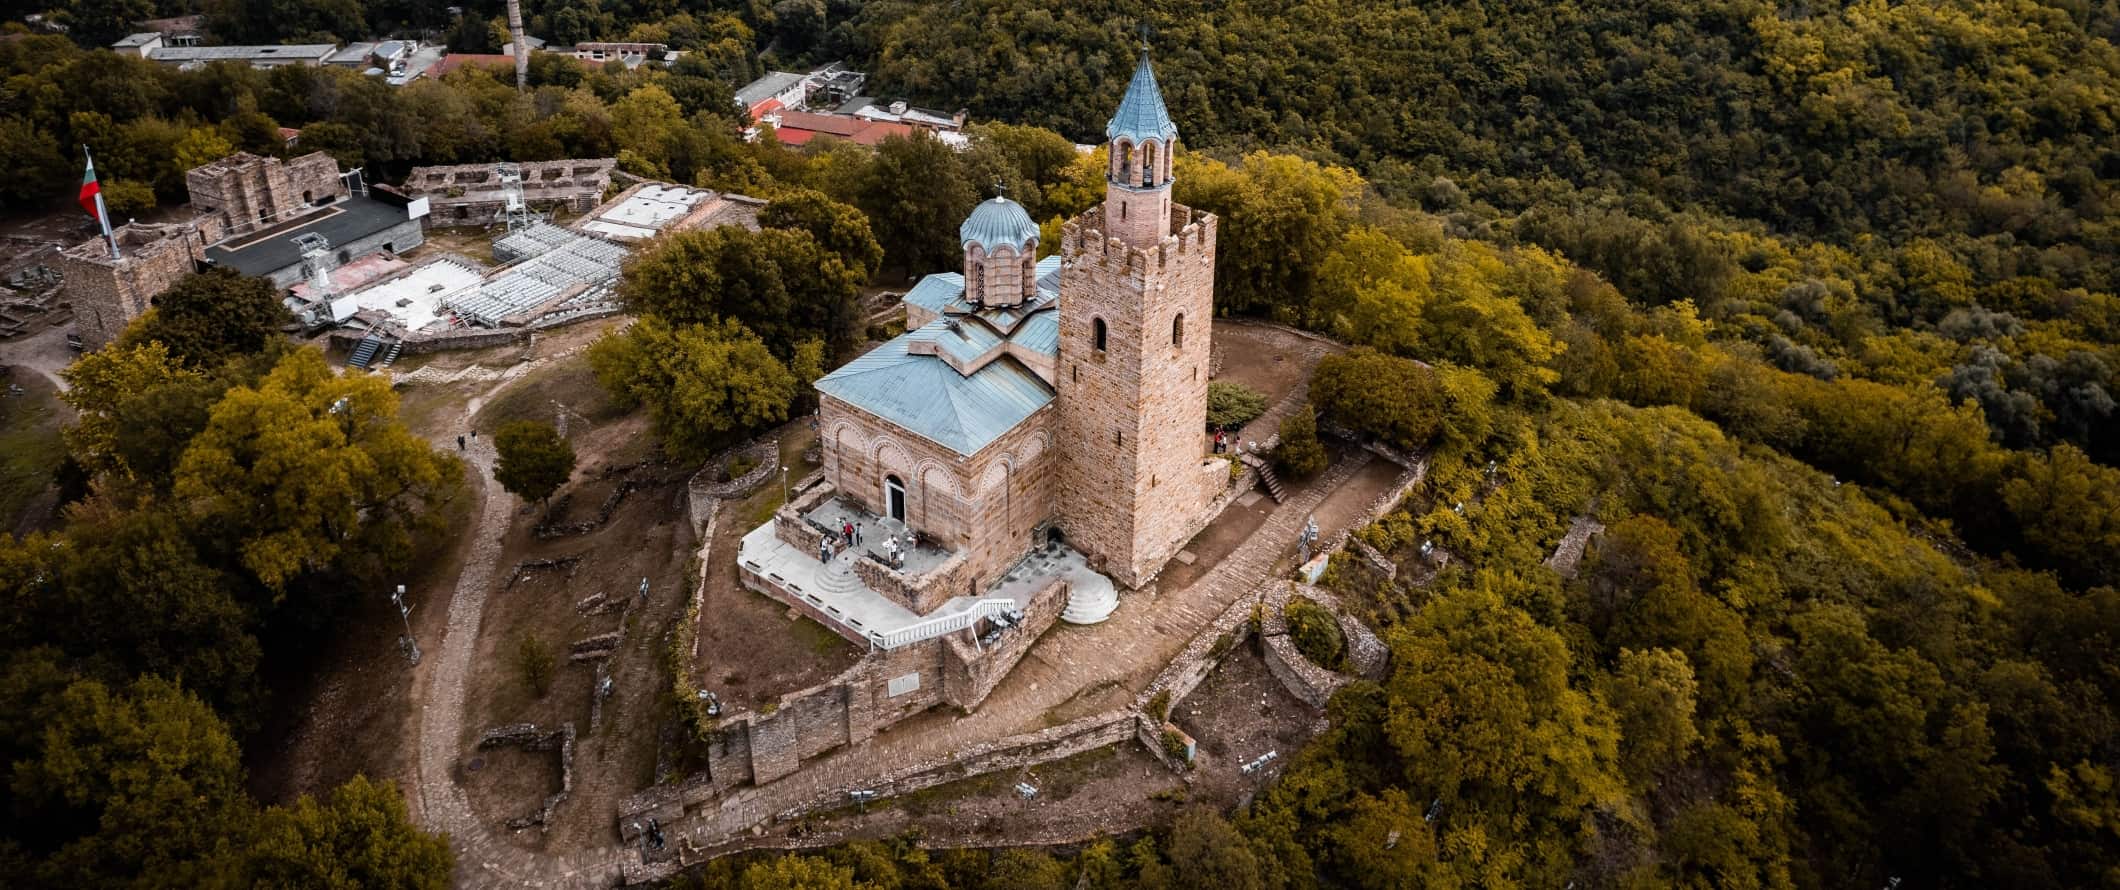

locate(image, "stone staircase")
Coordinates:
1060 572 1118 624
811 552 865 600
1256 461 1287 503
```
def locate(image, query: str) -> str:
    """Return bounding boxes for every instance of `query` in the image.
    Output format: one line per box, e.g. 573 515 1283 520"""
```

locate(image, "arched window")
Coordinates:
1092 318 1107 352
968 260 984 302
1172 313 1185 348
1143 142 1158 186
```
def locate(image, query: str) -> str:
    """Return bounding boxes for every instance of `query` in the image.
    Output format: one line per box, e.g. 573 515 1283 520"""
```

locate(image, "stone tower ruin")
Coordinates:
1055 50 1222 587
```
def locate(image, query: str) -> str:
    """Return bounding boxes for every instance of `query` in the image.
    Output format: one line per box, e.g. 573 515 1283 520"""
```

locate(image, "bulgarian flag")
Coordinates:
79 147 117 258
78 151 103 221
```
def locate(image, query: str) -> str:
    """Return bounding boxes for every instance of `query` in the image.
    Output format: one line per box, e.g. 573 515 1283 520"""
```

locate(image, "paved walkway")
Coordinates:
663 450 1379 848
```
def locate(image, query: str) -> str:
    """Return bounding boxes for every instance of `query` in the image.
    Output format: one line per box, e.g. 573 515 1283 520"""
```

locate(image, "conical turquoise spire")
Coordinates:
1106 50 1178 145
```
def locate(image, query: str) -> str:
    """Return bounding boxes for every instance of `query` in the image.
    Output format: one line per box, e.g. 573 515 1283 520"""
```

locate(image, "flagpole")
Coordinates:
83 146 119 260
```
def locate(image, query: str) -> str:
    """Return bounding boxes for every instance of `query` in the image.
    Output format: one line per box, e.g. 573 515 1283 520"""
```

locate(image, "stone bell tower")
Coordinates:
1055 48 1221 588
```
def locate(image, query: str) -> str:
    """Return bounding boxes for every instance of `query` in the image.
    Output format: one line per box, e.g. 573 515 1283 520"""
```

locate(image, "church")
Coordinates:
737 51 1223 690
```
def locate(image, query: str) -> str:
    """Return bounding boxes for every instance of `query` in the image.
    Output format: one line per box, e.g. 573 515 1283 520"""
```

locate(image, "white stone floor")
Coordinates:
737 522 1118 639
738 523 921 635
803 498 952 574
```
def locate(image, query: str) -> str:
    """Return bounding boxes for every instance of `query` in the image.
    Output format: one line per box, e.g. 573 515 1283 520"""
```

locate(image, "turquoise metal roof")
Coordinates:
1034 255 1062 295
907 315 1005 367
959 197 1039 252
1107 52 1178 145
904 273 963 315
1010 310 1060 357
817 329 1054 456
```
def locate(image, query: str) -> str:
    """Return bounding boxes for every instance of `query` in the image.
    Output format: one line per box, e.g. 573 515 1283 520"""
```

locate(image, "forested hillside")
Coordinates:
0 0 2115 887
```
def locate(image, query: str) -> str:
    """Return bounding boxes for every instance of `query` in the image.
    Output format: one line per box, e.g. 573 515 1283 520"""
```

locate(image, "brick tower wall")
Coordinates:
1054 202 1220 587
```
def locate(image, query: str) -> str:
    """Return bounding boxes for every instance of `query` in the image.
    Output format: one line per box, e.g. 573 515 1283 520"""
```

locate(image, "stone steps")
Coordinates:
1060 573 1118 624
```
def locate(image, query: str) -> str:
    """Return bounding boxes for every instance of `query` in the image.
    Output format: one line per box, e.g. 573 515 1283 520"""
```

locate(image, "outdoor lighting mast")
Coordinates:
392 584 421 664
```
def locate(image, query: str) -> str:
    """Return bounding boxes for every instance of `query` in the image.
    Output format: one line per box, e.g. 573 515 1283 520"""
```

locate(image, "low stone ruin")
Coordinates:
476 722 577 831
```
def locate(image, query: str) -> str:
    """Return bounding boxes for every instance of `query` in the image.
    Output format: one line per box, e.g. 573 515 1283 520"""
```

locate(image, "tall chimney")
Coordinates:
506 0 527 92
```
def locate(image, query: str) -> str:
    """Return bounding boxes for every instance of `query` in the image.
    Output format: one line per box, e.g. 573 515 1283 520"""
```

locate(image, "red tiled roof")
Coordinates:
766 113 917 148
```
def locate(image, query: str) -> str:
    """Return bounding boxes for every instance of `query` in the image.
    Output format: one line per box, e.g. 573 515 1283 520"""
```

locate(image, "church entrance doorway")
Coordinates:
885 475 907 523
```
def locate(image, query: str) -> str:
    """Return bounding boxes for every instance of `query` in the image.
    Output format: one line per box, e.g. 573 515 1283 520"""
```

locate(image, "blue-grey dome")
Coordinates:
1106 52 1178 145
959 197 1039 252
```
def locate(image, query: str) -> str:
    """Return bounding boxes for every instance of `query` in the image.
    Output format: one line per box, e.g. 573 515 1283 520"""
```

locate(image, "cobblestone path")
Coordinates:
667 450 1379 848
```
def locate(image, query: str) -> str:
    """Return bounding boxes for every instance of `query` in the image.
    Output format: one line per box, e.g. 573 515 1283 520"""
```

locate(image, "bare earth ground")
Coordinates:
0 364 71 535
696 478 862 712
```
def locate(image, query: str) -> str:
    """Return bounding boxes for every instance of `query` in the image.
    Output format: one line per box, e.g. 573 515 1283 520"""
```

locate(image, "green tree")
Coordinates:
1176 152 1363 321
173 348 462 591
738 855 861 890
1311 348 1443 451
1276 403 1329 478
10 677 249 888
60 341 200 481
1285 595 1345 668
851 132 977 275
492 420 575 505
759 187 885 280
236 775 452 889
514 633 554 698
67 0 157 49
1166 808 1263 890
120 267 290 369
588 317 797 462
1602 647 1701 787
620 226 864 356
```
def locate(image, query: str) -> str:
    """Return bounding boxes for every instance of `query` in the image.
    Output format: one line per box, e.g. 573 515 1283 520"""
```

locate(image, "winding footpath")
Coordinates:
409 401 637 888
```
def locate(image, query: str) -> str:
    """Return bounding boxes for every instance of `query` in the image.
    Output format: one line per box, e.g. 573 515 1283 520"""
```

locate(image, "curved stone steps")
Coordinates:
1060 573 1118 624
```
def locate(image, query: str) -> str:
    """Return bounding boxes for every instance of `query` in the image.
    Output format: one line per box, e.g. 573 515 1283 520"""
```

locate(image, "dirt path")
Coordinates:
410 380 639 888
0 324 74 392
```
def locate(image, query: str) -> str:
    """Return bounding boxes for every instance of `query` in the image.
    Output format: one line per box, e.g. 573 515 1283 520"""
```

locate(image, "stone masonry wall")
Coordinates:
818 394 1057 599
185 151 343 239
1054 203 1221 587
59 222 208 349
940 573 1069 708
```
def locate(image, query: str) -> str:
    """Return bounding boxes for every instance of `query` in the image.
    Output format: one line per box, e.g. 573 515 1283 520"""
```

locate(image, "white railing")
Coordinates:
867 598 1020 650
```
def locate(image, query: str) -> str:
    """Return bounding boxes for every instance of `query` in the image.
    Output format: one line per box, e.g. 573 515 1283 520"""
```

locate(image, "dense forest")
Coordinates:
0 0 2116 887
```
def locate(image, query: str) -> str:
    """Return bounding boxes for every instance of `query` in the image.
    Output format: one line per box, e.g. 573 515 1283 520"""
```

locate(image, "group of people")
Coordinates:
817 517 905 569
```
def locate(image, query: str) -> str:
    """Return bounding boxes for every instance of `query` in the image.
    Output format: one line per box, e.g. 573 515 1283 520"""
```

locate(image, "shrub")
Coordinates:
1207 381 1269 430
1161 727 1193 765
516 633 556 698
1148 689 1172 721
1284 596 1346 669
1276 403 1330 477
724 452 758 482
